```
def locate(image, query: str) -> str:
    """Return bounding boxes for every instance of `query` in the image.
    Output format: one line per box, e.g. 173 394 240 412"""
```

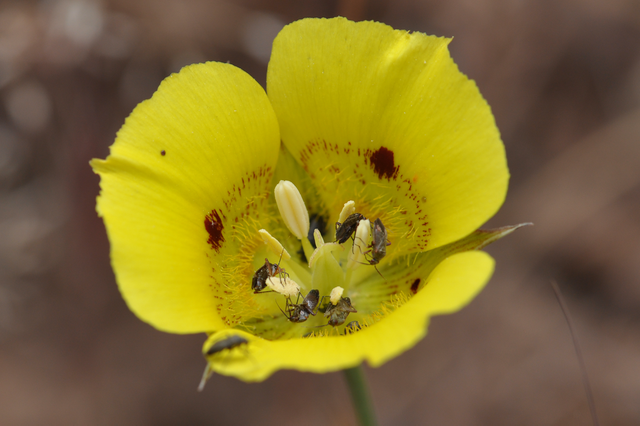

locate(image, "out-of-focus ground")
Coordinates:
1 0 639 424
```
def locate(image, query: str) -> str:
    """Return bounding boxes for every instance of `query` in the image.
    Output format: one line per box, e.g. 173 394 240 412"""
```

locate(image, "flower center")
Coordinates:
225 181 365 337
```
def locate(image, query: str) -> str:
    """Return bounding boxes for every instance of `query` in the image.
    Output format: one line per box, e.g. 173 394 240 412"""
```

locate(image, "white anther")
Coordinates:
338 200 356 224
313 229 325 248
274 180 309 240
330 286 344 305
347 219 371 270
258 229 291 260
266 275 301 298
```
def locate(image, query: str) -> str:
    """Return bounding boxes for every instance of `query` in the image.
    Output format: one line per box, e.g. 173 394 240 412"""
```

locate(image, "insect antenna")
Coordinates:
551 280 600 426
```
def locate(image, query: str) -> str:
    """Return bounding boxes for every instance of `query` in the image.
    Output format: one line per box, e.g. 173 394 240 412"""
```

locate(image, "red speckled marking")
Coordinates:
410 278 421 294
205 210 225 252
366 147 399 180
298 140 431 251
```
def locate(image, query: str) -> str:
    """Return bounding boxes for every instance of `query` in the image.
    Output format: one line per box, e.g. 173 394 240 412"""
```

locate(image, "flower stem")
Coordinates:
343 364 378 426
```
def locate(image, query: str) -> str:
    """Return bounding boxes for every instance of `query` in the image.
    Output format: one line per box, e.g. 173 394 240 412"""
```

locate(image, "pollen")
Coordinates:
274 180 310 240
266 275 301 298
329 286 344 304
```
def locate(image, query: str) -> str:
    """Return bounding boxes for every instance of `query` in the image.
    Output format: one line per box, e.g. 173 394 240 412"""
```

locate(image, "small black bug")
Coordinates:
335 213 366 244
205 334 249 356
280 289 320 323
365 218 391 265
322 296 357 327
251 251 288 293
344 321 362 335
199 334 249 391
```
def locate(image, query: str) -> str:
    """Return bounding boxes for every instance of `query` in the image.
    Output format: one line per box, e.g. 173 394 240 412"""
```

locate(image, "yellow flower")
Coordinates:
91 17 519 383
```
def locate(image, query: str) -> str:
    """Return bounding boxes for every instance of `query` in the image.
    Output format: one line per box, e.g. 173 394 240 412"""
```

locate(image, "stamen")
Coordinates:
313 229 325 248
258 229 291 260
347 219 371 270
266 276 301 298
337 200 356 224
274 180 310 240
329 286 344 305
308 240 343 268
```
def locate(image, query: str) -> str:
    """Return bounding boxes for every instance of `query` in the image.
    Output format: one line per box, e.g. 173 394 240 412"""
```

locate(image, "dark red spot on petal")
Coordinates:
410 278 421 294
160 150 166 156
205 209 225 252
368 147 399 180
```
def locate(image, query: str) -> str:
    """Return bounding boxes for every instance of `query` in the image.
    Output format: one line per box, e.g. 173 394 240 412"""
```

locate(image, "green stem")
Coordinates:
343 365 378 426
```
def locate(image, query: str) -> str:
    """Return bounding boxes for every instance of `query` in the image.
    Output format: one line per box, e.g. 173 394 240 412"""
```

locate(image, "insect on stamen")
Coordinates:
251 249 289 293
335 212 365 244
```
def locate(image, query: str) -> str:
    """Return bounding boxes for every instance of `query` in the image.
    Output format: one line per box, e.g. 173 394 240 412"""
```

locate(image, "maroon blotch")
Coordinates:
368 147 399 180
161 150 166 156
205 210 225 252
410 278 421 294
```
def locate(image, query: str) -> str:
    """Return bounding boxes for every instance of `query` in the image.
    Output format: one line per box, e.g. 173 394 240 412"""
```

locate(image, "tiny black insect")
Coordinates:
335 213 366 244
280 289 320 323
199 335 249 391
365 218 391 265
206 334 249 356
251 252 288 293
344 321 362 335
323 297 357 327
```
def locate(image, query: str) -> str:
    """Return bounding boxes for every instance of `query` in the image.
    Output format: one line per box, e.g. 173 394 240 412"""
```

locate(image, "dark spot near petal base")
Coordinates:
205 210 225 252
298 213 328 263
410 279 421 295
308 213 328 249
160 150 166 156
368 147 399 180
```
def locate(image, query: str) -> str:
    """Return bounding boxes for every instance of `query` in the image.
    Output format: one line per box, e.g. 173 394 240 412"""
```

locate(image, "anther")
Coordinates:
313 229 325 248
347 219 371 270
330 286 344 305
258 229 291 260
274 180 310 240
337 200 356 224
266 276 301 298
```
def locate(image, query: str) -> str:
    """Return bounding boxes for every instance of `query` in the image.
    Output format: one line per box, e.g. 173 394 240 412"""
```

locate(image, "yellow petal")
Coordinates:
267 17 508 253
351 223 530 312
205 250 493 381
91 62 280 333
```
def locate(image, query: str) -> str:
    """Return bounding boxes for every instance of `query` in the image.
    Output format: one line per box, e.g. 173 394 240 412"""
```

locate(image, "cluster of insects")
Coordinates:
249 212 390 328
336 212 391 277
335 213 390 264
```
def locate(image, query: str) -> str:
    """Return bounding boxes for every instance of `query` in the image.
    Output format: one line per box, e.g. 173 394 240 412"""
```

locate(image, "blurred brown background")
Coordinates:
1 0 639 424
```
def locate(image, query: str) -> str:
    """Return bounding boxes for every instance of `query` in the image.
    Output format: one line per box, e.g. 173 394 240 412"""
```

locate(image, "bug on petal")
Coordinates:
344 321 362 335
199 335 250 391
251 251 288 293
364 218 391 266
206 334 249 356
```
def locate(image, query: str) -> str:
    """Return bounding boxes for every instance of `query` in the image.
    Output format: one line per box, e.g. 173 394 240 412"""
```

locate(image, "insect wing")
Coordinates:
335 213 364 243
251 264 269 292
371 218 389 260
303 289 320 314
